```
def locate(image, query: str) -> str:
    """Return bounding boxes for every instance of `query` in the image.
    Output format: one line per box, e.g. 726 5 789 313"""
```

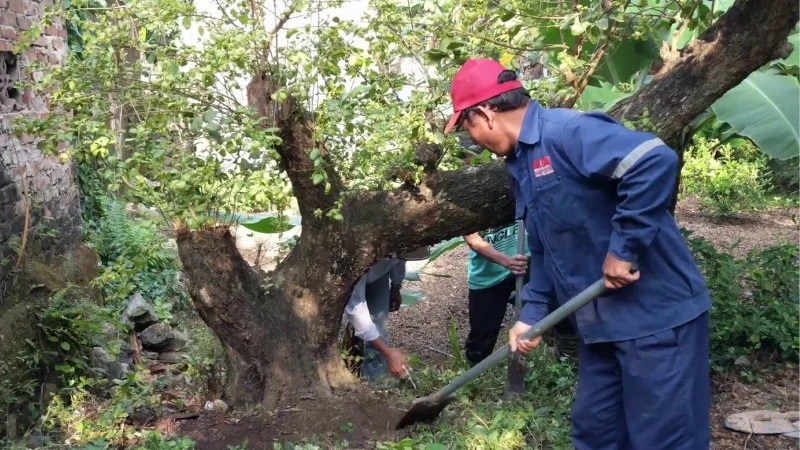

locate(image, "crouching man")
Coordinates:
344 254 409 384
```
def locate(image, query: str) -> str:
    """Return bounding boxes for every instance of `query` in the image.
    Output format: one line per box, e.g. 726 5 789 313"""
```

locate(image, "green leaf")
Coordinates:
181 16 191 30
710 70 800 160
570 18 585 36
428 236 465 263
596 17 609 31
576 86 631 112
594 37 659 85
312 172 325 185
60 341 71 351
424 49 449 63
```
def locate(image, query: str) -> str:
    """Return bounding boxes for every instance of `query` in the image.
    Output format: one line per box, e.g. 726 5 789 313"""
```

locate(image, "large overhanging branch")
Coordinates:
355 0 798 249
610 0 799 146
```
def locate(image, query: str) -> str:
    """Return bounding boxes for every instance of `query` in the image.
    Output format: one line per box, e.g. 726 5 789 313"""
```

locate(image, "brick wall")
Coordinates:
0 0 81 287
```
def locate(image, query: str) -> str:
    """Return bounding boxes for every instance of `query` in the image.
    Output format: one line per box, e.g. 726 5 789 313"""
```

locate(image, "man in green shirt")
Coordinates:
464 222 578 365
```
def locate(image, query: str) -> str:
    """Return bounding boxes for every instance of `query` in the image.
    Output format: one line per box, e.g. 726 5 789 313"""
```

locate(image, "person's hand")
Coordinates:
389 286 402 312
509 321 541 354
382 347 408 379
602 253 640 289
504 254 529 276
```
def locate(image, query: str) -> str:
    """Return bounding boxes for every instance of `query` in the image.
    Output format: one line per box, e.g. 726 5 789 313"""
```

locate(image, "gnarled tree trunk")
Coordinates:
175 0 798 409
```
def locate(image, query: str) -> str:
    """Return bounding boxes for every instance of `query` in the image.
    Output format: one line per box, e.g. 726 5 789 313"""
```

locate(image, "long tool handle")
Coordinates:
509 221 525 363
514 221 525 317
436 266 635 400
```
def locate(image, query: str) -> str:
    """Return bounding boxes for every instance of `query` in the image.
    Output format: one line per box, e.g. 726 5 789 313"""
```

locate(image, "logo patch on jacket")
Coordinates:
533 156 555 177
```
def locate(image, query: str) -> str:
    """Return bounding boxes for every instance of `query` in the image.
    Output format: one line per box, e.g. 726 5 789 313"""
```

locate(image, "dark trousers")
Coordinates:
571 312 711 450
465 274 576 365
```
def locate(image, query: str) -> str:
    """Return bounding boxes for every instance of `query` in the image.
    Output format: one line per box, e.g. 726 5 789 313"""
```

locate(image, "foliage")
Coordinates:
14 0 289 228
379 345 576 449
86 197 189 319
35 289 123 384
709 70 800 161
13 0 759 228
685 230 799 376
182 322 227 398
42 369 161 447
680 137 771 216
0 287 122 433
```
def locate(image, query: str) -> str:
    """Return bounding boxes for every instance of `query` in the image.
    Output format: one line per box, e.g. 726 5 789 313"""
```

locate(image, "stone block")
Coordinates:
16 16 31 31
0 12 16 27
0 26 18 41
8 0 25 14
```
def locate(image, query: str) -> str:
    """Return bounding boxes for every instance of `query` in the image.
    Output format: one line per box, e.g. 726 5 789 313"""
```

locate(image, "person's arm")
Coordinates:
463 232 528 275
562 112 679 264
343 275 380 342
344 268 408 378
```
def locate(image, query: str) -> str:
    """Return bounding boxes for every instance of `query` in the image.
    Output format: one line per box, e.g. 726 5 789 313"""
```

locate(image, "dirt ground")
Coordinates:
177 200 798 449
179 388 410 449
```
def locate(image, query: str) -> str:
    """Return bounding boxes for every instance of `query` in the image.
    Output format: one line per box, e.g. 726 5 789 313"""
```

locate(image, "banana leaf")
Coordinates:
710 70 800 160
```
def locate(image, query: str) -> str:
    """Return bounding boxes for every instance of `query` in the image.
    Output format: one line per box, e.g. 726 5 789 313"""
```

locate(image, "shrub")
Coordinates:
680 137 771 217
685 230 799 375
86 198 189 319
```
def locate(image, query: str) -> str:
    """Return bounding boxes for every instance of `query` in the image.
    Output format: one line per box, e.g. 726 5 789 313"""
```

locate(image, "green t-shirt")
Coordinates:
467 222 529 290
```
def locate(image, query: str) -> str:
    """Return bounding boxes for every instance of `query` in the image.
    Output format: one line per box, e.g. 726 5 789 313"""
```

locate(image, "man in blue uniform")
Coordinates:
442 58 712 450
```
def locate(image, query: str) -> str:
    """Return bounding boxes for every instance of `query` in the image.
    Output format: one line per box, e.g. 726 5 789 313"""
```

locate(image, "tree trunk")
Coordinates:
175 0 798 408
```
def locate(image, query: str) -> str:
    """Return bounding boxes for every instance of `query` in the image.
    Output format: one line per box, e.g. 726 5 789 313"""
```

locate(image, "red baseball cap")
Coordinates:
443 58 523 134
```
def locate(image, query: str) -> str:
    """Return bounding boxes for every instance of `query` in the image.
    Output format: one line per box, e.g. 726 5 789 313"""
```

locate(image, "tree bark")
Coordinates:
175 0 798 408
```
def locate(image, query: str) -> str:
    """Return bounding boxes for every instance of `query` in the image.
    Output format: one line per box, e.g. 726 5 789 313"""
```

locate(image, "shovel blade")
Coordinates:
395 394 455 429
505 355 525 396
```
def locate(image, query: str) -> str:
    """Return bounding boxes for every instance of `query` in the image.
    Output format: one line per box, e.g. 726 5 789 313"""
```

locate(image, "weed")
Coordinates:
680 137 771 217
685 229 799 376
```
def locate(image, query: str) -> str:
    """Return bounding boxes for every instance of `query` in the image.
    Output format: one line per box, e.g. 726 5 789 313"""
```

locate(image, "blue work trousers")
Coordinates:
571 312 711 450
361 273 392 383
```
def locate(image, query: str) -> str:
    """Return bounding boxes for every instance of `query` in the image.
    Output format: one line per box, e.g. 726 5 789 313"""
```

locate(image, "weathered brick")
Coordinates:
23 49 39 62
32 35 48 46
0 26 19 40
0 40 13 52
0 0 9 9
16 15 32 30
25 2 43 17
8 0 25 14
0 12 17 27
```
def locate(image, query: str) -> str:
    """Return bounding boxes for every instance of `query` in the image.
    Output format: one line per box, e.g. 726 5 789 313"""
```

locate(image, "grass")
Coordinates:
378 344 577 450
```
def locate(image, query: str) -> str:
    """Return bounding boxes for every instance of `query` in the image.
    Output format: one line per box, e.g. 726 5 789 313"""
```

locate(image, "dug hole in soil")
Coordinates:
178 199 799 449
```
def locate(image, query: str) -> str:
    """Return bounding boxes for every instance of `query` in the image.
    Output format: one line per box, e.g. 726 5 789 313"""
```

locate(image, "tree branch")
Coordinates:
609 0 799 145
246 76 344 223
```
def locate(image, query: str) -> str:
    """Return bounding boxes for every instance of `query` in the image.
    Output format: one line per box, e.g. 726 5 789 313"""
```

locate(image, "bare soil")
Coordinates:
178 388 410 449
176 199 798 449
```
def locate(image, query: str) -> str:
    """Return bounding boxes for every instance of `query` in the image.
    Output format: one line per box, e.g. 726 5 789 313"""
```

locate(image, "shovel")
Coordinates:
505 220 526 396
395 266 638 430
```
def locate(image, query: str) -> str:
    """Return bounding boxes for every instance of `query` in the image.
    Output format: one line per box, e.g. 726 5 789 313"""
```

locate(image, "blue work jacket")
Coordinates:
507 101 711 344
